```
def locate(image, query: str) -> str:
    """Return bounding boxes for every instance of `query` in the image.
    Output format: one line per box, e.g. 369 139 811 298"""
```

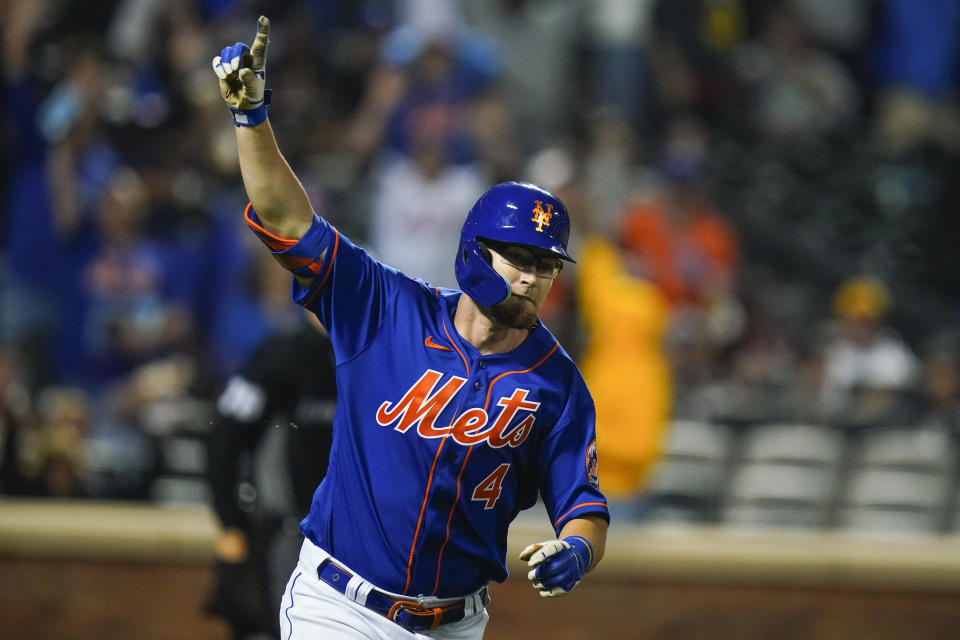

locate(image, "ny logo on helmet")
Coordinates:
531 200 553 232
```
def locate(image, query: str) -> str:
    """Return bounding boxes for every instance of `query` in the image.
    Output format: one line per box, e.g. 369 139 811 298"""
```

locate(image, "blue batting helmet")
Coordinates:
455 181 574 307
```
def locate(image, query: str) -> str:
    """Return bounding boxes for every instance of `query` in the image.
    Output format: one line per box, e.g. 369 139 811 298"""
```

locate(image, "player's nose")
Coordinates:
515 267 537 286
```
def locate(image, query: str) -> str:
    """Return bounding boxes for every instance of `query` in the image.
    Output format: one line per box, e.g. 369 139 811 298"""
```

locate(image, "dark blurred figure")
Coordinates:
363 29 492 286
620 115 740 312
17 387 93 498
204 314 337 640
2 32 120 390
57 166 199 388
618 115 743 406
346 4 506 168
585 0 657 131
729 1 859 145
677 275 801 424
649 0 748 127
0 346 35 495
462 0 585 158
207 250 306 379
916 335 960 435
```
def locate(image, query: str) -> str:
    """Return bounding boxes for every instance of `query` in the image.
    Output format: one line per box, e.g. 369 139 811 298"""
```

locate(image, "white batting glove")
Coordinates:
519 536 592 597
212 15 271 126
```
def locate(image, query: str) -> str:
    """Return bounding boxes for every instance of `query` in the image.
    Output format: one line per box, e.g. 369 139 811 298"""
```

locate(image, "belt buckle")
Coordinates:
387 600 443 631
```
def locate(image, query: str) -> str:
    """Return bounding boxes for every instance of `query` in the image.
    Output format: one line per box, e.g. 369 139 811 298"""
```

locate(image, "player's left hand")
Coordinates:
519 536 593 597
212 15 270 113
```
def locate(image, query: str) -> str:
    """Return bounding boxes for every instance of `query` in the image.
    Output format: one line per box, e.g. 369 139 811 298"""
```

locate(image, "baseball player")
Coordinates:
212 17 609 639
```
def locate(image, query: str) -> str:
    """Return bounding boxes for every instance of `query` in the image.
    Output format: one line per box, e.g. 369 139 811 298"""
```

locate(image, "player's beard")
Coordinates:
485 294 539 331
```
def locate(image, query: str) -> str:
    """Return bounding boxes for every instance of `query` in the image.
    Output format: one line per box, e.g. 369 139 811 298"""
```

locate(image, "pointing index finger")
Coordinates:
251 15 270 70
255 15 270 41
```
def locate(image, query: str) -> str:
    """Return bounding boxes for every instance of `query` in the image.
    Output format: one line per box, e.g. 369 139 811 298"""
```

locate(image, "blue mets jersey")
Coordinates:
245 205 609 598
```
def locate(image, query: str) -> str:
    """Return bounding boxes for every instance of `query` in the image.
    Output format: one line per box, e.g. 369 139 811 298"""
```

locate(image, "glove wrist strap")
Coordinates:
562 535 593 572
229 89 272 127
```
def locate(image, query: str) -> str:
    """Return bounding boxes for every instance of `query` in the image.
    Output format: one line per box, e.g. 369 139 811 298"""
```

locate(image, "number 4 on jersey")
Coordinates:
472 463 511 509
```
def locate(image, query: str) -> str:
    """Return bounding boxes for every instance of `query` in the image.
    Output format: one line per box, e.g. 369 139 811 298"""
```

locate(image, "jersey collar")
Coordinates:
435 289 558 366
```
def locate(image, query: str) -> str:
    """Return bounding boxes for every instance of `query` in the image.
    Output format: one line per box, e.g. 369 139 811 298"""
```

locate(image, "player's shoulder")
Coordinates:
430 285 463 303
404 281 461 311
530 322 584 379
383 271 464 321
373 261 445 296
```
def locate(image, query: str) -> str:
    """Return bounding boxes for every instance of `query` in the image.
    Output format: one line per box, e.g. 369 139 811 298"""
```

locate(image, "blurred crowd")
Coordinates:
1 0 959 524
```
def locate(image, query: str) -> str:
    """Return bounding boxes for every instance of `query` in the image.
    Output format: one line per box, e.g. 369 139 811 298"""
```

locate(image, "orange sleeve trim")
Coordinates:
483 341 559 411
317 231 339 289
553 502 609 530
301 230 340 307
279 254 324 275
243 203 299 250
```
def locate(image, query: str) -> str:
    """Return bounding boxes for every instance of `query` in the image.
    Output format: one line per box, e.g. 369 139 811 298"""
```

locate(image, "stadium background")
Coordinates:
1 1 959 638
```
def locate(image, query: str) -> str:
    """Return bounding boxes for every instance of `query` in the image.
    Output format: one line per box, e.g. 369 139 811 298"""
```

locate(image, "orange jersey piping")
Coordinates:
483 341 559 411
403 316 469 595
431 445 475 594
403 436 448 594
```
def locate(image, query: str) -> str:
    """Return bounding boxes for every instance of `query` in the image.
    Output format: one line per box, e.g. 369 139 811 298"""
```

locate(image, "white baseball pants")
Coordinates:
279 538 489 640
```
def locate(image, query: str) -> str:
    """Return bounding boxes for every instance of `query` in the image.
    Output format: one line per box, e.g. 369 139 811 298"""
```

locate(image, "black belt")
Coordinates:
317 558 489 632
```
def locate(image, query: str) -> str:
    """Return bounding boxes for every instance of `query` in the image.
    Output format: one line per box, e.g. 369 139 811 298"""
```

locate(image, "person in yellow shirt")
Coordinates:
577 233 673 519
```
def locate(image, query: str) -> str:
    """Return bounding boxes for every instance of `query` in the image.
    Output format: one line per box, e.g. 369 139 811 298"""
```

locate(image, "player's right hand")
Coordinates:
212 15 270 112
519 536 592 597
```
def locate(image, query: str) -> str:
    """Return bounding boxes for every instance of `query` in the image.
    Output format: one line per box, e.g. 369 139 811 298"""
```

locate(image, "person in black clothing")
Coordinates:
204 315 337 639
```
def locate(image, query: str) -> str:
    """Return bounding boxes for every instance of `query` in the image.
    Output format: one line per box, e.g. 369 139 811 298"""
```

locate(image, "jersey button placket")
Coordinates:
431 491 454 510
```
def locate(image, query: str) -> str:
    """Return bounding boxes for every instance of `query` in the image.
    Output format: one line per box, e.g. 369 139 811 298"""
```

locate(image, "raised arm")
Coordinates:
212 16 313 240
235 121 313 239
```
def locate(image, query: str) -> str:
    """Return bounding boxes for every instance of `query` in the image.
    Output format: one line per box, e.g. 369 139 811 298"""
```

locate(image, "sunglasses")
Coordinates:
482 240 563 278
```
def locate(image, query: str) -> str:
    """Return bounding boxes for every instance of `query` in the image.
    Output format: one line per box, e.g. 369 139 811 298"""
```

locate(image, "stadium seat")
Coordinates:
739 423 844 466
719 423 845 530
854 426 954 471
645 420 735 523
837 426 958 534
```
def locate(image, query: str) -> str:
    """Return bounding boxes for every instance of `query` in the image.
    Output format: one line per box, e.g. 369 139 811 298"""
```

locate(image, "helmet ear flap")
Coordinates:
455 237 511 307
464 243 492 264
